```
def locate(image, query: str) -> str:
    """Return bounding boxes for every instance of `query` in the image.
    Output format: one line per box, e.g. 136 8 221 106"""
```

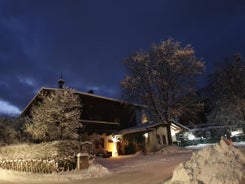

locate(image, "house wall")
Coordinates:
144 131 156 152
157 126 168 145
80 94 137 130
102 125 183 155
104 135 116 155
114 126 169 155
144 126 168 152
171 128 179 142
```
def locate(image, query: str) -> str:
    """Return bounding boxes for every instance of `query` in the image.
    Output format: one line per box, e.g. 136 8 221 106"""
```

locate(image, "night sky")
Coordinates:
0 0 245 116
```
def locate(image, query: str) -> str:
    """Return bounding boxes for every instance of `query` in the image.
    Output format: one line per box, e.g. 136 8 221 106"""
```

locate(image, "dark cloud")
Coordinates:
0 0 245 115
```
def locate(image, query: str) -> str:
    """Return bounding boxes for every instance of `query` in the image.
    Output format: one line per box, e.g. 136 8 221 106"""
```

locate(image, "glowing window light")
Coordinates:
144 133 148 138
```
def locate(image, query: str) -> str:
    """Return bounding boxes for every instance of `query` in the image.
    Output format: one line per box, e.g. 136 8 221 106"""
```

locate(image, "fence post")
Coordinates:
76 153 89 170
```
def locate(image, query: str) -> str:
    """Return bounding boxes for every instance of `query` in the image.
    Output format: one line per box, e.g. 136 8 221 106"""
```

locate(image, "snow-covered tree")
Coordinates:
24 88 82 141
121 38 205 145
208 54 245 126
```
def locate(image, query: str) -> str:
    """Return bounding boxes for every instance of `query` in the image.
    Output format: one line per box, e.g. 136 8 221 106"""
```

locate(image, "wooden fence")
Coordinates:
0 156 77 173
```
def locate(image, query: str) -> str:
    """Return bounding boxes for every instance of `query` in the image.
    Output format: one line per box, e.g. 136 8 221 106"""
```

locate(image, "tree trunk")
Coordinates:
166 122 173 145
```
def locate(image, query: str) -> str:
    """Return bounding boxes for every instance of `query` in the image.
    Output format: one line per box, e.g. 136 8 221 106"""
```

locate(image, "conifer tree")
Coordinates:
24 88 82 141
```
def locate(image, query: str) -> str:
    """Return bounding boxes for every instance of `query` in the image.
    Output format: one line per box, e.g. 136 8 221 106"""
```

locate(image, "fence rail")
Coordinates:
0 156 77 173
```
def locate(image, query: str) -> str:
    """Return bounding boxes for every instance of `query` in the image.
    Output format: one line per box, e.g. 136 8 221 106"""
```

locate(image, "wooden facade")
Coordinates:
21 87 138 135
21 87 141 156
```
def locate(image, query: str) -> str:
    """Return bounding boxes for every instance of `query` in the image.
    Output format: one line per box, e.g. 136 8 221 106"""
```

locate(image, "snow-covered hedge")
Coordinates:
0 141 80 160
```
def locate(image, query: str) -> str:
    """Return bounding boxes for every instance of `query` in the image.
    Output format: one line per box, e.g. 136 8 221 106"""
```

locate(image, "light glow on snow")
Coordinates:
111 136 118 157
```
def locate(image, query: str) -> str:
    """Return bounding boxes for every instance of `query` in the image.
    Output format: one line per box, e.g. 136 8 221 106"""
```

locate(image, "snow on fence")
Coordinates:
0 156 77 173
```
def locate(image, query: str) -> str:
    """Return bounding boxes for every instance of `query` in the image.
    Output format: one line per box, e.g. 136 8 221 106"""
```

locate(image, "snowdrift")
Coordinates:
163 138 245 184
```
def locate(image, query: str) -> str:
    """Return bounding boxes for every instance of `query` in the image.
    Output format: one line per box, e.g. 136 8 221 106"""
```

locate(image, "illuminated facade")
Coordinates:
21 85 186 156
21 87 140 156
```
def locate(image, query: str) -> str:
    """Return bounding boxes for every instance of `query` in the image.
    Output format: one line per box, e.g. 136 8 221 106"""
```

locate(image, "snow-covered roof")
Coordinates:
170 120 190 131
21 87 144 116
114 120 190 135
113 122 163 135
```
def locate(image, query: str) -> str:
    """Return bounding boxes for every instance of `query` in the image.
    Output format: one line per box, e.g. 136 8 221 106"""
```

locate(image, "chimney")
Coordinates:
57 73 65 89
88 89 94 94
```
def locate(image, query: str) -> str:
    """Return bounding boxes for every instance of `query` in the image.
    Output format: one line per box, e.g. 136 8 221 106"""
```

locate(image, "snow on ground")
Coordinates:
185 141 245 149
0 142 244 184
233 141 245 147
185 143 217 150
0 160 112 184
185 141 245 154
0 146 192 184
163 139 245 184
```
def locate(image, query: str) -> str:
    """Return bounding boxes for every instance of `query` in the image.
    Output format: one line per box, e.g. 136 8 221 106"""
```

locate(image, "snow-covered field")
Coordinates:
0 142 244 184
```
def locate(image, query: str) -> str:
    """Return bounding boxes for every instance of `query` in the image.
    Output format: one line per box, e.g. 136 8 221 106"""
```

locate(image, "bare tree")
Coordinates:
208 54 245 126
121 38 205 145
24 88 82 141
